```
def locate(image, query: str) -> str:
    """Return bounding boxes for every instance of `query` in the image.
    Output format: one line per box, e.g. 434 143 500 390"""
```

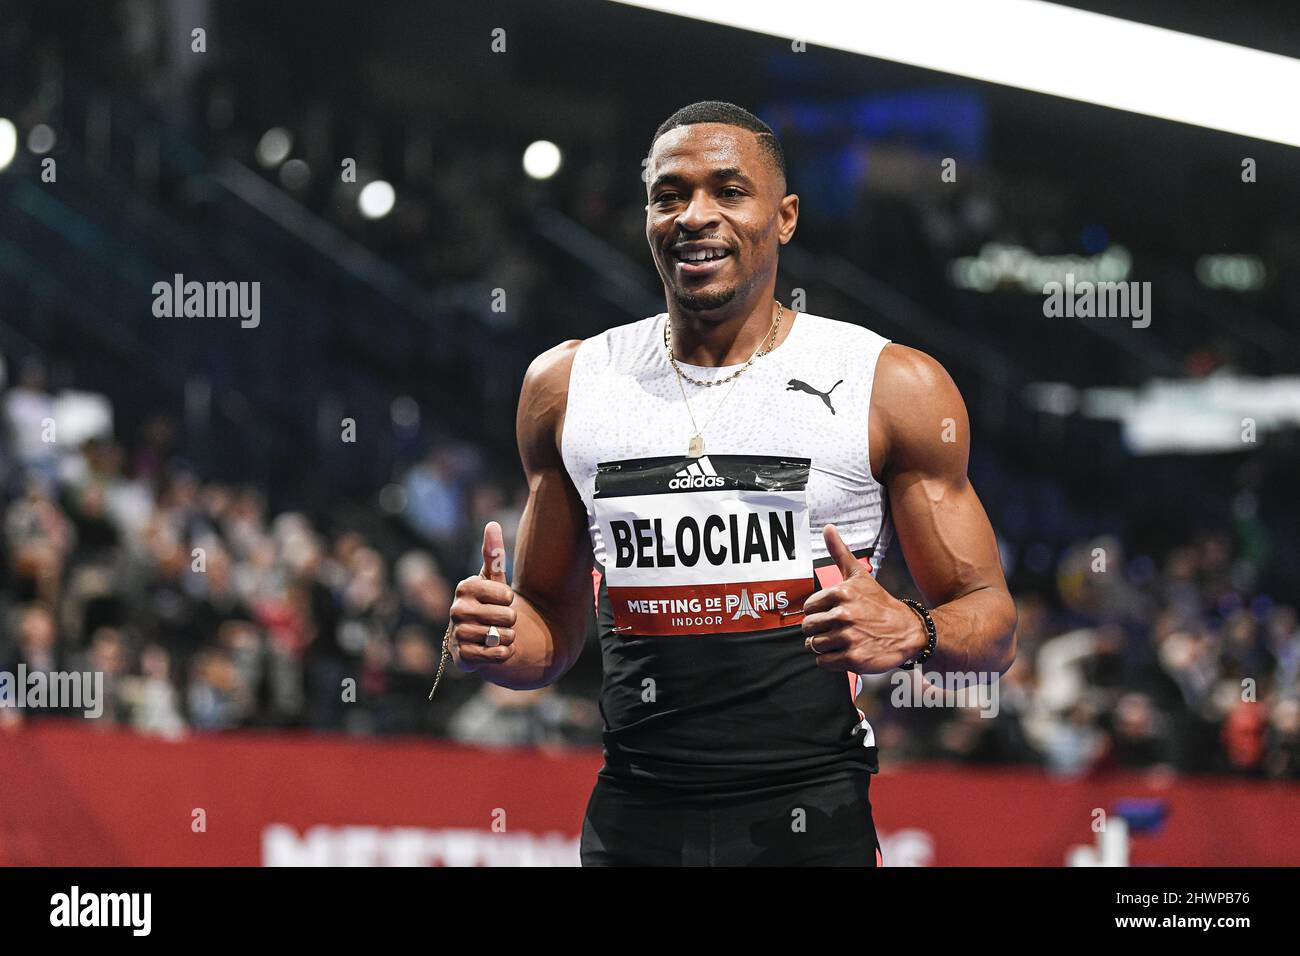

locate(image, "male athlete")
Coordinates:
448 101 1017 866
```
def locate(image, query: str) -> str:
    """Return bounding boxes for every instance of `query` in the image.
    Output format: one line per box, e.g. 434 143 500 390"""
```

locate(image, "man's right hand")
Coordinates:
449 521 517 672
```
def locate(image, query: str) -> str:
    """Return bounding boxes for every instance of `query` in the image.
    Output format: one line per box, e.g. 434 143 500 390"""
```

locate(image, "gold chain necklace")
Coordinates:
664 301 783 457
664 301 782 387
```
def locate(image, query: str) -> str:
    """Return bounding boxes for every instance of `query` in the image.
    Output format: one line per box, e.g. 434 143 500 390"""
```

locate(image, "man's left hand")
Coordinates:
800 524 925 674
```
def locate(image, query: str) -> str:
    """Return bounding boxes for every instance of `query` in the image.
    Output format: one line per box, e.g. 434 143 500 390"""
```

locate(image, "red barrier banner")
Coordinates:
1 723 1297 866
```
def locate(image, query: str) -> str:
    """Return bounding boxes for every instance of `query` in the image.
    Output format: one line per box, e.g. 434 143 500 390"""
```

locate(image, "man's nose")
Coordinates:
675 192 721 231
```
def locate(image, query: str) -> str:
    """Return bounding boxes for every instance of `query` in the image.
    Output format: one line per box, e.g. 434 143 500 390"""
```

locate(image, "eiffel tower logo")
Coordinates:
730 588 761 621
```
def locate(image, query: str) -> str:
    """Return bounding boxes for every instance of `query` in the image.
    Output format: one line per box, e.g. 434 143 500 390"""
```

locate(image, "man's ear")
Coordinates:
778 193 799 245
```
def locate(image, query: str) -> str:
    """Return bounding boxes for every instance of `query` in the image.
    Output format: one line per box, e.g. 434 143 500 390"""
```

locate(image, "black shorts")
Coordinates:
580 771 881 867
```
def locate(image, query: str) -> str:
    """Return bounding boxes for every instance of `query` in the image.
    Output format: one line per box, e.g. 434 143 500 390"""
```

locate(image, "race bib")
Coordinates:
593 454 815 635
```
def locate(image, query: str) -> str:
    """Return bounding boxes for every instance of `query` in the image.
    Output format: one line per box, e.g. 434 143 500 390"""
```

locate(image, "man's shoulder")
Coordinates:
519 340 583 466
526 313 663 387
873 342 956 399
519 342 582 452
525 338 584 391
870 342 968 472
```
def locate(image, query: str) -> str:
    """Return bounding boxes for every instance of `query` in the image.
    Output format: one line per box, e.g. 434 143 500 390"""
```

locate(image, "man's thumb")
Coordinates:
823 523 867 581
481 521 509 584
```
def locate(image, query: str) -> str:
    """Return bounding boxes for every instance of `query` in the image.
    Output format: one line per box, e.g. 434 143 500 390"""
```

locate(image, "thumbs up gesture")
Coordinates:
448 521 517 672
801 524 925 674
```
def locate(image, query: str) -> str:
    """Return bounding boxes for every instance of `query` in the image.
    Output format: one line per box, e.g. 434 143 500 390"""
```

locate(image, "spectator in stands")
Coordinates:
187 648 252 731
1040 701 1107 777
121 643 185 739
130 414 177 488
5 482 75 605
1265 698 1300 779
402 446 482 570
2 358 58 490
394 550 451 635
384 626 440 735
80 626 129 726
449 683 599 750
1222 701 1269 777
1105 692 1173 769
0 604 65 723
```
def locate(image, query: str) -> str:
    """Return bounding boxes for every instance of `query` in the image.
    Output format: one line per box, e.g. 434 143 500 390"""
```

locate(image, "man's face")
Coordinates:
645 123 796 314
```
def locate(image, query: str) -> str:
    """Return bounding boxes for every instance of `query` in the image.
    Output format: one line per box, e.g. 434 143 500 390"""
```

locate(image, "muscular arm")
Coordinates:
871 344 1017 675
451 340 594 690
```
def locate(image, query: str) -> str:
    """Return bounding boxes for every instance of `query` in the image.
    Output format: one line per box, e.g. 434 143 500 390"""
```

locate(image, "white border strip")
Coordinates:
610 0 1300 147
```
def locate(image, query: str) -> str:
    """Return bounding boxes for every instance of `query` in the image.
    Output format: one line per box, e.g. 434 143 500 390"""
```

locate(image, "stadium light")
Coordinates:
358 180 396 219
27 123 56 155
256 127 293 168
610 0 1300 148
523 140 562 179
0 118 17 171
279 158 311 190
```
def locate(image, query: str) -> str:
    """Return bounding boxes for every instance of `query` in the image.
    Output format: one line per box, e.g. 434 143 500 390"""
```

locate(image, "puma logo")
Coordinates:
786 378 843 414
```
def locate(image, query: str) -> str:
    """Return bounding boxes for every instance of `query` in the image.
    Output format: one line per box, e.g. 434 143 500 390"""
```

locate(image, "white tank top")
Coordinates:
562 311 894 574
561 310 894 790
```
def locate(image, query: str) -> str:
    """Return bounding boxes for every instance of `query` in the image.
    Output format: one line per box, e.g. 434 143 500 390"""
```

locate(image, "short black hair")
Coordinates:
650 100 786 183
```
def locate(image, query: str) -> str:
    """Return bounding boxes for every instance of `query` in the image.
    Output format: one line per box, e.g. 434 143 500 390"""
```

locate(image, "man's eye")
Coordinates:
720 187 744 198
654 193 680 204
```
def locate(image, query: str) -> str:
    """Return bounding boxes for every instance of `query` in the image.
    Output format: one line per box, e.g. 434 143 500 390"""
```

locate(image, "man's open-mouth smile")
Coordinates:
671 241 733 277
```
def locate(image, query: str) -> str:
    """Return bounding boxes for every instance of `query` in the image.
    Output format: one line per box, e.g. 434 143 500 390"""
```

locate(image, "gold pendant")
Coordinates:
688 434 704 457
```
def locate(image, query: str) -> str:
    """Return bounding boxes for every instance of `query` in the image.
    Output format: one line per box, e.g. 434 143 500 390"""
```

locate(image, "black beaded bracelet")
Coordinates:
898 598 937 670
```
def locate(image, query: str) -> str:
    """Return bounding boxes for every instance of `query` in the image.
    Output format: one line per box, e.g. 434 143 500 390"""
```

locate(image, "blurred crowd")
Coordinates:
0 356 600 747
2 354 1297 779
867 534 1300 779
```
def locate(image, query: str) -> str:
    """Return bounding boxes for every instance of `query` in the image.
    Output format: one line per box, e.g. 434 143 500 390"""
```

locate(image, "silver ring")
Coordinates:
485 625 501 648
805 636 824 655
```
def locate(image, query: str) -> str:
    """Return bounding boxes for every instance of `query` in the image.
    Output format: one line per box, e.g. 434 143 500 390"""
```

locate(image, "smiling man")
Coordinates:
445 100 1017 866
